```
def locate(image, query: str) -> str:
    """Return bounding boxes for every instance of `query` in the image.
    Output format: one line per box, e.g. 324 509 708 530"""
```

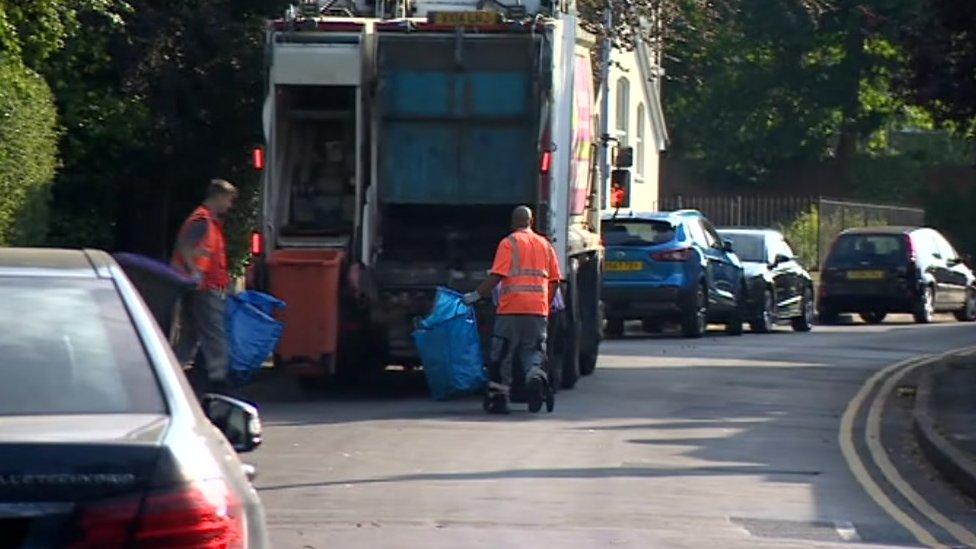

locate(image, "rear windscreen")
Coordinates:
602 220 676 246
0 277 165 415
827 234 907 268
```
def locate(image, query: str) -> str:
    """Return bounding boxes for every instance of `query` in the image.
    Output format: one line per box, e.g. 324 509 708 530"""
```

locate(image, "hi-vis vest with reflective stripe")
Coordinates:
171 206 230 291
494 229 559 317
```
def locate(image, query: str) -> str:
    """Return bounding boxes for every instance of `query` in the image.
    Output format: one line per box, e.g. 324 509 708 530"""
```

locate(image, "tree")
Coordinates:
899 0 976 137
662 0 928 185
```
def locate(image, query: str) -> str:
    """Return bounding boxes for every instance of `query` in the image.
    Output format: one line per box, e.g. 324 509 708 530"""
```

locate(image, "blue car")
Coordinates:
601 210 746 338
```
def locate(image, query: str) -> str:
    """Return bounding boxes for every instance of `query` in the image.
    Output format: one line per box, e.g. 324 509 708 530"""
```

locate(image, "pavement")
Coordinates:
913 352 976 506
240 316 976 548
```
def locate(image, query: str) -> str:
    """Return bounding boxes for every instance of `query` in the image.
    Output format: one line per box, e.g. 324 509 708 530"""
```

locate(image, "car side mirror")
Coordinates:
722 240 734 253
948 256 963 266
203 394 263 453
773 253 792 266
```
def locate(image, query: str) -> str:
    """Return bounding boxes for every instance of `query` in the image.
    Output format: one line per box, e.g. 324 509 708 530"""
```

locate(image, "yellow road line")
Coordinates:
838 356 945 548
866 352 976 548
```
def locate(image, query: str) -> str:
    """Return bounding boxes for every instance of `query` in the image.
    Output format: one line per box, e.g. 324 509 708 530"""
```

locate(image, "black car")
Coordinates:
718 228 816 333
818 226 976 324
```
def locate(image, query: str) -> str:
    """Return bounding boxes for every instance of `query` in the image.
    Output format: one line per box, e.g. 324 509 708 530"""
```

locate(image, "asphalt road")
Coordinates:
245 316 976 548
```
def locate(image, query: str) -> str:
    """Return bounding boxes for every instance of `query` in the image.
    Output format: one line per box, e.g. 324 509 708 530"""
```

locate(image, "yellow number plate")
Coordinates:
847 270 885 280
605 261 643 272
429 11 501 25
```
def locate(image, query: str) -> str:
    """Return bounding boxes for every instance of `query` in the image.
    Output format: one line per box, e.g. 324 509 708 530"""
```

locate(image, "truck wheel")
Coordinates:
561 260 581 389
546 314 564 393
605 318 624 338
578 256 600 377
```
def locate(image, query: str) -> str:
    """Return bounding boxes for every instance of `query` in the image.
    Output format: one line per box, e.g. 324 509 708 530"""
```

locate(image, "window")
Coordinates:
615 77 630 147
602 220 676 247
0 278 165 415
934 232 959 261
720 232 766 263
826 234 907 268
636 103 645 178
700 220 723 249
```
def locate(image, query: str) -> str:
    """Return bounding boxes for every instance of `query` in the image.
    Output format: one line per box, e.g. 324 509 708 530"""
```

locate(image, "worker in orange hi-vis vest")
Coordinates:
463 206 562 414
171 179 237 394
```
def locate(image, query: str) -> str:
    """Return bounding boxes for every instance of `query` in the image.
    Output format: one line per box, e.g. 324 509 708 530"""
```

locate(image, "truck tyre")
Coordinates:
605 318 624 338
546 313 564 393
578 255 600 377
561 260 581 389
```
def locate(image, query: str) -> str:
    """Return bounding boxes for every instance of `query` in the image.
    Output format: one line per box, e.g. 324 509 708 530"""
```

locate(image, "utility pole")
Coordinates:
597 0 612 210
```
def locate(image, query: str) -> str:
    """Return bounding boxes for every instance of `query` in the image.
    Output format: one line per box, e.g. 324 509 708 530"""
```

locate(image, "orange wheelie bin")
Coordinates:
267 249 344 379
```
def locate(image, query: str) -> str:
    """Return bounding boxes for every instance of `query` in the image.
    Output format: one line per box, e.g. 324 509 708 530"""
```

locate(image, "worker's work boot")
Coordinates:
484 393 510 415
526 376 545 413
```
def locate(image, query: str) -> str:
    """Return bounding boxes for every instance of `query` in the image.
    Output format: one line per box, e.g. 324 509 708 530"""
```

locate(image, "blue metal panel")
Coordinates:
377 38 538 204
384 72 454 117
382 71 531 118
465 73 531 117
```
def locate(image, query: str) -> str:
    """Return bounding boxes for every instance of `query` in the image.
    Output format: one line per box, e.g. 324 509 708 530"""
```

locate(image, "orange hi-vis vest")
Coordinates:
490 228 562 317
172 206 230 291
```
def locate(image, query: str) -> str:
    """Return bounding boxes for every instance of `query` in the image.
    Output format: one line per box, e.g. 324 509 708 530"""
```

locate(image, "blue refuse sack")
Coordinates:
413 288 487 401
226 291 286 385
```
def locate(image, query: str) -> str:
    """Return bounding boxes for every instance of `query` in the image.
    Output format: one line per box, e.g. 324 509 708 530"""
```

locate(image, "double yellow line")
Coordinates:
839 350 976 548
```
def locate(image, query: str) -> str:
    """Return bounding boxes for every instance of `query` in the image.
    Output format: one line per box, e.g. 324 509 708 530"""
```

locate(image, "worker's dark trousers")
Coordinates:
173 289 229 386
487 314 548 397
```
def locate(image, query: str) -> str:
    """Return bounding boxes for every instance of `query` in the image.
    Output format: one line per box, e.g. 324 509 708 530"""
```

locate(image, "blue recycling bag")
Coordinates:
226 291 286 385
413 288 487 401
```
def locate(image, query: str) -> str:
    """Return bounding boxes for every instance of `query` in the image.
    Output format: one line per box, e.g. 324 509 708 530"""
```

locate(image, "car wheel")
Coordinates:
913 286 935 324
641 318 663 333
725 288 744 336
605 318 624 338
750 289 775 333
859 311 887 324
681 284 707 338
791 287 814 332
954 288 976 322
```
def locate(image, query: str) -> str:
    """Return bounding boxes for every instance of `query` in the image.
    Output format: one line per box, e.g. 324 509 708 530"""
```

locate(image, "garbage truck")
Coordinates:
250 0 604 389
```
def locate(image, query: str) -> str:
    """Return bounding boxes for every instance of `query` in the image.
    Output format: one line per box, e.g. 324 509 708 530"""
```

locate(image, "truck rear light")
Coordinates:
251 231 264 256
252 146 265 171
539 151 552 175
651 248 692 262
69 479 245 549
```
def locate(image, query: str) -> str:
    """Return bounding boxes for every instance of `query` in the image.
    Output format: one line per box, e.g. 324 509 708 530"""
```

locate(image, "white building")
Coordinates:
600 40 669 212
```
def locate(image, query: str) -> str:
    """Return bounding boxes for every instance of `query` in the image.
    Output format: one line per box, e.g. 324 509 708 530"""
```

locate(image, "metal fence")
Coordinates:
657 195 818 228
653 195 925 269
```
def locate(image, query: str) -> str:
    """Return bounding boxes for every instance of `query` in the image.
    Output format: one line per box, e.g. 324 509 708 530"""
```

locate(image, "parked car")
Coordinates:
718 228 815 333
601 210 746 338
818 227 976 324
0 248 269 548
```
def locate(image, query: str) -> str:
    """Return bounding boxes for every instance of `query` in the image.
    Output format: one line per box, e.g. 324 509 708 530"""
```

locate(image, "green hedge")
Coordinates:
0 55 58 246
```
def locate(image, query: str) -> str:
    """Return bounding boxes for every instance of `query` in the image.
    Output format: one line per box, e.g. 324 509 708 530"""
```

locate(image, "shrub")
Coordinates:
0 55 58 245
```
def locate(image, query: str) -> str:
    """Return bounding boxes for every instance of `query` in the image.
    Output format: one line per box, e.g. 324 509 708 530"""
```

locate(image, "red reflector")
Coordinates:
69 480 244 549
251 231 264 256
540 151 552 175
651 248 692 262
252 146 265 171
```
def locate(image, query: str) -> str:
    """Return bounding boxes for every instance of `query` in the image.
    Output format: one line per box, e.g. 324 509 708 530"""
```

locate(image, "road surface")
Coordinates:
245 316 976 548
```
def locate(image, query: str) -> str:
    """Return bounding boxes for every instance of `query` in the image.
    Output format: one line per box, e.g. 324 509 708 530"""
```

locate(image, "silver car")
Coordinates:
0 248 269 548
